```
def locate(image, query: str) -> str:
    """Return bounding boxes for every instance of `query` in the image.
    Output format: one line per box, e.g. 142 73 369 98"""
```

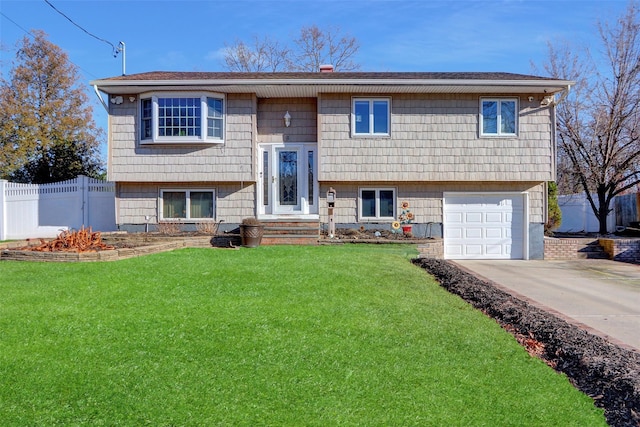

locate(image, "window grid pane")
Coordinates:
207 98 223 138
141 99 152 139
482 101 498 134
354 101 370 134
373 101 389 134
500 101 516 134
379 190 394 217
163 192 186 219
158 97 201 137
190 192 214 218
361 190 376 217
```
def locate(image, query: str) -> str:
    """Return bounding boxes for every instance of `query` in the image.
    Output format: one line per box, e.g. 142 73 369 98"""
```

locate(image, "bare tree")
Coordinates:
222 25 360 72
539 2 640 234
289 25 360 72
223 36 289 72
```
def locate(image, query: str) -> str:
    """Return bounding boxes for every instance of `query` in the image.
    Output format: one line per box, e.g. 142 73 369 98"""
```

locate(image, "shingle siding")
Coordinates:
318 93 553 182
116 182 257 225
257 98 317 143
109 94 255 183
318 182 545 225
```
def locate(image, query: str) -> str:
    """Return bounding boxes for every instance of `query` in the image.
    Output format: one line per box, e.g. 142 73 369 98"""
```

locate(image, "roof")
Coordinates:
91 71 574 97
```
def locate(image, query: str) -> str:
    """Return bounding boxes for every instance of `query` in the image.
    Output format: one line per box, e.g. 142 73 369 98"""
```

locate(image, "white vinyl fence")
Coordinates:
557 193 625 234
0 175 116 240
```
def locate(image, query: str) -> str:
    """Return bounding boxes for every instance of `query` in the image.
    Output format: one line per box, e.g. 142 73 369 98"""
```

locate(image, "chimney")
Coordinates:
319 64 334 73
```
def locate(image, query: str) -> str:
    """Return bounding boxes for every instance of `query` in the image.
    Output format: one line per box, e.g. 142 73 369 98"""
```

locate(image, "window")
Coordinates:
160 189 215 220
359 188 396 220
352 98 390 136
480 98 517 136
140 93 225 144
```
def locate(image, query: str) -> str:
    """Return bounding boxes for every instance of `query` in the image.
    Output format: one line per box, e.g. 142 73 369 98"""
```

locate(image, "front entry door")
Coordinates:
275 147 301 213
259 143 317 216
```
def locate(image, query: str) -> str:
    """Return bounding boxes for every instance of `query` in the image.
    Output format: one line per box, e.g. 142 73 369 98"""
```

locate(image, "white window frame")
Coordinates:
140 92 225 144
358 187 397 221
351 97 391 137
159 189 216 221
479 98 518 137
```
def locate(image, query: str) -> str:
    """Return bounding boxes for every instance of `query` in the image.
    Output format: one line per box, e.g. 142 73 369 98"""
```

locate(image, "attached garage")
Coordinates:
443 193 528 260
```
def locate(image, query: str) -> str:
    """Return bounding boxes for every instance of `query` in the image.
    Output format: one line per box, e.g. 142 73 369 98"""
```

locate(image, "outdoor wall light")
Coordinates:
540 95 555 106
129 96 136 103
284 111 291 128
110 96 123 105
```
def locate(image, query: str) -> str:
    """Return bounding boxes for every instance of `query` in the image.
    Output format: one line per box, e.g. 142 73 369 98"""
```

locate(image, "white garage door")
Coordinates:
444 193 526 260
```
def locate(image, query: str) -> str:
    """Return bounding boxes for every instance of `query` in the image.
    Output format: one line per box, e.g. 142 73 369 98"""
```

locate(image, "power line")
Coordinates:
0 11 99 80
43 0 120 57
0 12 37 39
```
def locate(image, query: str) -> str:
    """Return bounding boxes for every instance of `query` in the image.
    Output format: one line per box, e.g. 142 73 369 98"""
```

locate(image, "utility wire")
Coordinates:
43 0 120 57
0 11 37 39
0 11 99 79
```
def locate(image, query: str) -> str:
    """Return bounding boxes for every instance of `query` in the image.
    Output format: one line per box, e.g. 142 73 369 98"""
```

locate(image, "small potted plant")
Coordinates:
239 217 264 247
399 201 414 235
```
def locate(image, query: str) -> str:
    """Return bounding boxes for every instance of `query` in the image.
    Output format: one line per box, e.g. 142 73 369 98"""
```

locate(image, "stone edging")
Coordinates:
0 236 216 262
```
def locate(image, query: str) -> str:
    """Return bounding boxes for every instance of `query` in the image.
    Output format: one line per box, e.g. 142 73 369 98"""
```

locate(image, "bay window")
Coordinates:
140 93 225 144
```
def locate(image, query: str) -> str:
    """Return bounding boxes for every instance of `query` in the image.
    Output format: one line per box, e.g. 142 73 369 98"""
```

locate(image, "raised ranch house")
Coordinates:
91 70 572 259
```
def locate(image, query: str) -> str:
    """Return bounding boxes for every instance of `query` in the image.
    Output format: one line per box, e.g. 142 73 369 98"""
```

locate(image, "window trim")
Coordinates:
140 92 225 144
479 97 518 137
358 187 397 221
351 97 391 137
159 188 216 221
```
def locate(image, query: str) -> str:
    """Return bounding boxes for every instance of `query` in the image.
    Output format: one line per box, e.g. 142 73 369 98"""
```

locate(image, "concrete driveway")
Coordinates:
453 260 640 352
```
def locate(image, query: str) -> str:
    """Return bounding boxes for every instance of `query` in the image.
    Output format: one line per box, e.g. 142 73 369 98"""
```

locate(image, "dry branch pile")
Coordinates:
25 227 115 253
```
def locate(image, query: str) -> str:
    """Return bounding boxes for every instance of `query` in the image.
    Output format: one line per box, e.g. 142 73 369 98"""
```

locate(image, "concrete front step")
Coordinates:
261 220 319 245
262 234 319 245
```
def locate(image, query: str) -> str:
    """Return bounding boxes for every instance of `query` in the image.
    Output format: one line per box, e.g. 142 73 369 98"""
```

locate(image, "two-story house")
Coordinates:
91 70 572 259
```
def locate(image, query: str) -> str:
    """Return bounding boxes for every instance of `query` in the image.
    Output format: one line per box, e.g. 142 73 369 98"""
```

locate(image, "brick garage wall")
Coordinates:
599 238 640 263
417 239 444 259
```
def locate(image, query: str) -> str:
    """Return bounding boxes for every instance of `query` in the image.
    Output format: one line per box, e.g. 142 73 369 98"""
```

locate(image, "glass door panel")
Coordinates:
275 148 301 213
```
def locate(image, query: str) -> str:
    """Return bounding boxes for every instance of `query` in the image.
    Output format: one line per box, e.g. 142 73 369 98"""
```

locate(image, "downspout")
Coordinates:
93 85 109 112
553 84 571 106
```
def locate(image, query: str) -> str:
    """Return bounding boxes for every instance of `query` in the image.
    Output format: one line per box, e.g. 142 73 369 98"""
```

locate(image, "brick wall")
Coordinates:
417 239 444 259
599 238 640 263
544 238 580 260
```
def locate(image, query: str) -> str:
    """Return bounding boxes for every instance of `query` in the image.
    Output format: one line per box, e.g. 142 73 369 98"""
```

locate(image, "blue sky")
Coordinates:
0 0 631 153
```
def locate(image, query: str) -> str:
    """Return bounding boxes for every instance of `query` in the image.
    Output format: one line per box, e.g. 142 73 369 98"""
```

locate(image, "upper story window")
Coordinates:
140 93 224 144
480 98 517 136
352 98 390 136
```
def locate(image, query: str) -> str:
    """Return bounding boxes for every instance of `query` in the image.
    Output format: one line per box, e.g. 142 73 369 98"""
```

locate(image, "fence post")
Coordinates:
80 175 89 227
0 180 6 240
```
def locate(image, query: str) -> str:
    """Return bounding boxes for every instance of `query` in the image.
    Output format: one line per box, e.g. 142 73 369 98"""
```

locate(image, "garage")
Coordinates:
443 193 527 260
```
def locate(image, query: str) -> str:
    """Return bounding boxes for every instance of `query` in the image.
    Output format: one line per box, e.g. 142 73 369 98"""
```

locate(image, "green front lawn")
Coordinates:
0 245 606 426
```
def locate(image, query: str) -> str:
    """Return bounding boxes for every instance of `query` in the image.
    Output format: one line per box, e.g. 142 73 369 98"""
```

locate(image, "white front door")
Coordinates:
259 143 318 216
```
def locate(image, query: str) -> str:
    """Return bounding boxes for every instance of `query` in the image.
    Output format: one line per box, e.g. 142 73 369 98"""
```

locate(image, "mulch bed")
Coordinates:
412 258 640 427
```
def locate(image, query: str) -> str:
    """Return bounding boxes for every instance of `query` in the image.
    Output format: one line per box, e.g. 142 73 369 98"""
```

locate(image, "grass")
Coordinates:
0 245 606 426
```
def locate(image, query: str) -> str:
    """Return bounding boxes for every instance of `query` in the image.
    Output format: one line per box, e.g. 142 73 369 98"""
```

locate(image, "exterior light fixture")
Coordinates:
540 95 555 106
284 111 291 128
